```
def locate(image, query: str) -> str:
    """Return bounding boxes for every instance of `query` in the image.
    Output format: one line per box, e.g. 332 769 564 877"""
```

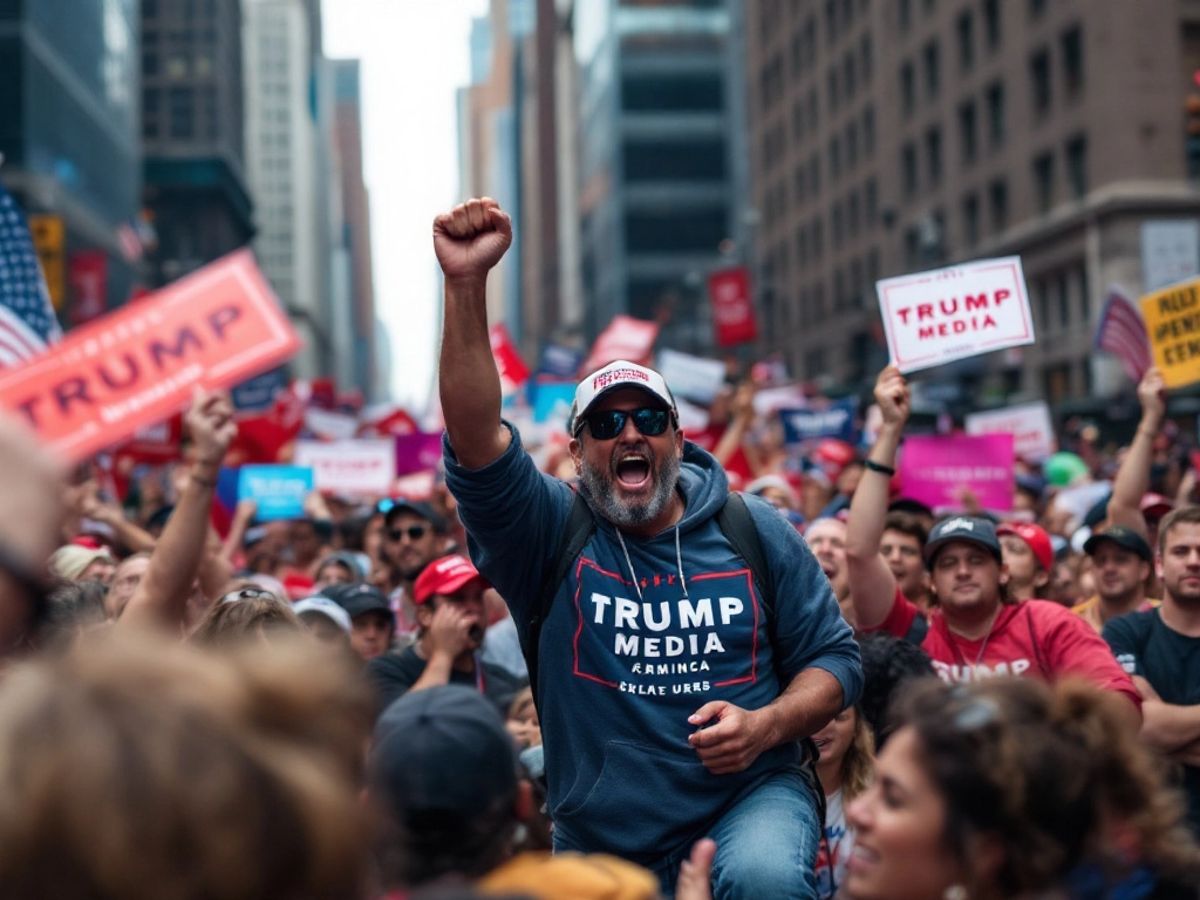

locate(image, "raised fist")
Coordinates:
873 365 911 428
433 197 512 283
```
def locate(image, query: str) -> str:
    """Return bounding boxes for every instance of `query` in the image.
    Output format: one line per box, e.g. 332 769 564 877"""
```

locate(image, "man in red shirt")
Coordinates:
844 366 1141 726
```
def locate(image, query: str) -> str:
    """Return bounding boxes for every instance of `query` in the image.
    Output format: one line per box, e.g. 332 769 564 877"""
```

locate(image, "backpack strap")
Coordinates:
527 491 595 700
716 492 776 623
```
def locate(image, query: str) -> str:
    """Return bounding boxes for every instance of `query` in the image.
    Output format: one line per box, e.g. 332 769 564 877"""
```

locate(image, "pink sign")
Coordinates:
394 431 444 476
899 434 1015 511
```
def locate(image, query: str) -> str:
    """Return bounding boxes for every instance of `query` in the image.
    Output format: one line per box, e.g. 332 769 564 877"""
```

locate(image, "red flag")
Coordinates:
582 315 659 373
488 323 530 394
709 267 758 347
67 250 108 325
1094 286 1151 383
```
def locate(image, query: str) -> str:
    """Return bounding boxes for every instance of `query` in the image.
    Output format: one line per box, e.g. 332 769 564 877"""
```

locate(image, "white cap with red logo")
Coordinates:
568 360 677 434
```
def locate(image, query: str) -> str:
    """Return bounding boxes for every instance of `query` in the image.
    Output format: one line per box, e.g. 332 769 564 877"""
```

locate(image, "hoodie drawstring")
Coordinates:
613 525 689 601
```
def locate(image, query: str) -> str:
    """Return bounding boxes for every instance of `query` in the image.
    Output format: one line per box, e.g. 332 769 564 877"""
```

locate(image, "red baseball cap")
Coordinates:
997 522 1054 572
413 554 491 605
1139 493 1174 518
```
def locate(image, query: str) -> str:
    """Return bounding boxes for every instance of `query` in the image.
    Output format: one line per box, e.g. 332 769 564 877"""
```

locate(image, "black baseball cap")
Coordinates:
1083 526 1153 563
379 498 446 532
923 515 1003 569
370 684 518 818
322 582 394 622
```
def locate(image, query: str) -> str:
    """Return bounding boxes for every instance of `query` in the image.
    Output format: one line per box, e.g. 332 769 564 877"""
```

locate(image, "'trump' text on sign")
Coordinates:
0 250 301 462
876 256 1034 374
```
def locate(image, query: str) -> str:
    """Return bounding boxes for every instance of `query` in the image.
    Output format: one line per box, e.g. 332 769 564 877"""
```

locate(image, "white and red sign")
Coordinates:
293 439 395 496
709 267 758 347
965 401 1057 462
876 256 1034 373
582 315 659 373
488 323 530 395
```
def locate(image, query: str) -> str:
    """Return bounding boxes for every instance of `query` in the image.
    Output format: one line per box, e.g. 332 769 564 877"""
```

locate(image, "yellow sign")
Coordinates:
1141 277 1200 388
28 214 65 311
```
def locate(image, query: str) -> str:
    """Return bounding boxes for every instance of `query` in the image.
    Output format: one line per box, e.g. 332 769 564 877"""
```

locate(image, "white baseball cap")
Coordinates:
568 360 676 434
292 596 352 632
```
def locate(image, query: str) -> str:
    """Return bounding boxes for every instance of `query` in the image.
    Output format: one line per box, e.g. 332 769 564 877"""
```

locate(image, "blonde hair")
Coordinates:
0 629 372 900
190 588 301 647
840 707 876 802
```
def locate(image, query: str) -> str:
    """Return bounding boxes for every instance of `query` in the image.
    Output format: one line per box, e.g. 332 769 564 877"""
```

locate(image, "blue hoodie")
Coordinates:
444 424 861 865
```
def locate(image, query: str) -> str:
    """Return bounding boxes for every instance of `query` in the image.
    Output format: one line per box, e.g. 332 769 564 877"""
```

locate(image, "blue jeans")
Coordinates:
651 768 822 899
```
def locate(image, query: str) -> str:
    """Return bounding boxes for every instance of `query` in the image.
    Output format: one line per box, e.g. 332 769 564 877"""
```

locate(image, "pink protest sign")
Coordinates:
899 434 1015 511
394 432 444 476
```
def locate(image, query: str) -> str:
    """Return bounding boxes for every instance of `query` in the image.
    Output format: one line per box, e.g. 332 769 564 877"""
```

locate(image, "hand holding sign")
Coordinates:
873 365 911 430
433 197 512 286
1137 366 1166 425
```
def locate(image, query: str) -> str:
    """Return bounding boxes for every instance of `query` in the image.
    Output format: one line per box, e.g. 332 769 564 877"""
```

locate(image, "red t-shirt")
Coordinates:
872 589 1141 709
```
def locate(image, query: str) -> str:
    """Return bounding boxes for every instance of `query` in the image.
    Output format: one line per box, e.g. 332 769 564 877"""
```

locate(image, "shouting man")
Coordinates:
433 198 860 899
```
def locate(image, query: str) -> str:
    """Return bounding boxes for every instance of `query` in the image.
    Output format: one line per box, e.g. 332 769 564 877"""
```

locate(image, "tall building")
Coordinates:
574 0 743 354
141 0 254 287
0 0 142 322
331 59 385 401
746 0 1200 405
242 0 337 380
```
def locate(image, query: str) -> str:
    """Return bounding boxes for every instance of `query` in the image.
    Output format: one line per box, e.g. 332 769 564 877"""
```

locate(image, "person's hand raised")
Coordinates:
1137 366 1166 423
873 365 911 429
185 390 237 467
433 197 512 285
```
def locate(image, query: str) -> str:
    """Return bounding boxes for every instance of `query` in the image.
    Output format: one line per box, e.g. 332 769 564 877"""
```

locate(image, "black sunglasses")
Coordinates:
575 407 672 441
388 525 429 542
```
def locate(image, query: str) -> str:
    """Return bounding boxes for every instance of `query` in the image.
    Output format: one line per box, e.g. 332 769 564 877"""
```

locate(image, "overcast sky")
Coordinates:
324 0 489 411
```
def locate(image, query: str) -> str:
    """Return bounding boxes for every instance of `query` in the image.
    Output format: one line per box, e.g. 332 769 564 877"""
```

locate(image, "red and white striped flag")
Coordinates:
1094 286 1152 382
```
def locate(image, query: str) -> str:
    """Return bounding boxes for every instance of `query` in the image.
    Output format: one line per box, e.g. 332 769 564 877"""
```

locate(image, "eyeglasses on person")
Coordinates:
574 407 673 441
388 524 429 542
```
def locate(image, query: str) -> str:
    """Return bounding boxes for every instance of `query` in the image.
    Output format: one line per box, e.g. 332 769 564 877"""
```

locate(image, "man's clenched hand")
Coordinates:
433 197 512 285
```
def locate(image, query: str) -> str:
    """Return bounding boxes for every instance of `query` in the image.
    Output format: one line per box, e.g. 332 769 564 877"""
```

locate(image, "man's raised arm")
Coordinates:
434 198 514 470
845 365 910 629
1106 366 1165 538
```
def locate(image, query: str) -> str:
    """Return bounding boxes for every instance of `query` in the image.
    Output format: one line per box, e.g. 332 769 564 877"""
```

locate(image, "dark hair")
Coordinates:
375 797 518 888
1156 505 1200 557
38 580 109 650
883 511 928 548
855 632 935 747
894 678 1200 895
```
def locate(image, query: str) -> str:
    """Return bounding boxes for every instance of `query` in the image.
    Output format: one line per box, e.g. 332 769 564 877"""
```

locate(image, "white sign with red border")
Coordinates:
293 439 396 496
965 401 1057 462
876 256 1034 373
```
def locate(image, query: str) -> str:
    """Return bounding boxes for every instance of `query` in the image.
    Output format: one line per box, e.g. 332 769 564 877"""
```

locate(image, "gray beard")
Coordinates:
580 450 681 528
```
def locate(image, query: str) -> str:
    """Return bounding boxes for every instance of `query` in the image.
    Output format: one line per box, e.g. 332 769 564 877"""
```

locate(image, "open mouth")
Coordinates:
614 454 652 490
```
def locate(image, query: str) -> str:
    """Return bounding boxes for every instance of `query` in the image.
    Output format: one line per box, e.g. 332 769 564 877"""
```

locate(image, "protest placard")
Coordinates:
876 256 1034 373
899 434 1015 511
393 432 444 476
237 465 313 521
964 401 1056 462
779 398 859 445
532 380 575 425
657 349 727 405
0 250 301 463
709 267 758 347
293 440 395 496
582 315 659 373
1140 276 1200 388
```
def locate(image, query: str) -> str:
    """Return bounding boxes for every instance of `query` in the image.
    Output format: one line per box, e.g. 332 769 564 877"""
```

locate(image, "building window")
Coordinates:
957 100 978 165
901 61 915 115
828 68 839 109
867 248 880 286
963 192 980 247
1033 150 1055 213
792 100 805 141
863 106 876 157
989 178 1008 232
830 135 842 178
926 126 943 185
957 10 975 71
902 142 918 196
923 42 940 100
866 178 879 226
810 155 822 195
848 190 861 236
1029 0 1047 18
1030 48 1051 117
986 81 1005 147
983 0 1001 50
846 120 859 168
905 226 921 268
899 0 912 33
813 218 825 257
1066 134 1087 198
1061 26 1084 98
791 32 804 77
861 35 873 84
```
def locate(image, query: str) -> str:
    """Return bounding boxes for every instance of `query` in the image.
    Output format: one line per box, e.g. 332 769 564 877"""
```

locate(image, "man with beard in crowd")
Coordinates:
432 197 861 899
1105 506 1200 836
378 499 449 637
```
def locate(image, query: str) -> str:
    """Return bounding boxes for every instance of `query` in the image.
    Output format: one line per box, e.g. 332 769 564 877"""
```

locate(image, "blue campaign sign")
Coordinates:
237 465 314 521
533 380 577 425
231 368 287 412
538 344 583 378
779 399 860 445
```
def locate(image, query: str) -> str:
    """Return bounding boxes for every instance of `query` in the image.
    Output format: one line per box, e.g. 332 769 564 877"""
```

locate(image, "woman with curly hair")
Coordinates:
844 678 1200 899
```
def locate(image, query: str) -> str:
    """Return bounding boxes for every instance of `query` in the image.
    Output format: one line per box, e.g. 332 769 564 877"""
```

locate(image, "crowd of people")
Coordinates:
0 198 1198 898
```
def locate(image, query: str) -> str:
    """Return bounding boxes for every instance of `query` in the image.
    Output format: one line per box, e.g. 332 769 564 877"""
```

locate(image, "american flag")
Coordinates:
1094 285 1151 383
0 183 62 367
